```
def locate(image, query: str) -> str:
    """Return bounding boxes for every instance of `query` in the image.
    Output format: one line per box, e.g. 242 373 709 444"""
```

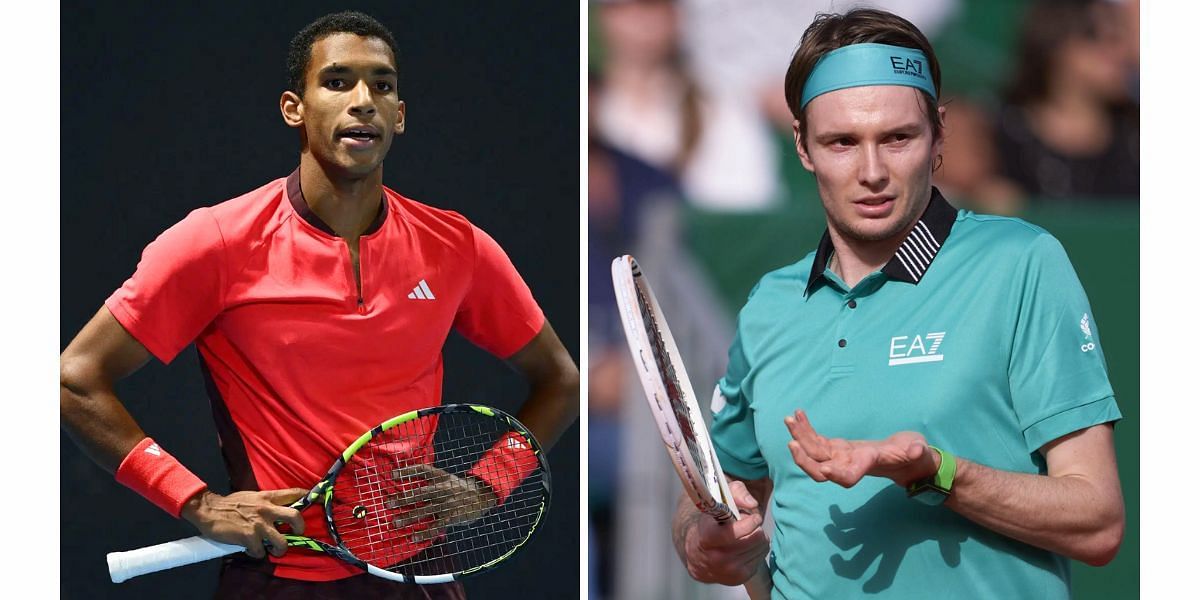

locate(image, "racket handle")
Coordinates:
719 507 772 599
107 536 244 583
744 560 773 600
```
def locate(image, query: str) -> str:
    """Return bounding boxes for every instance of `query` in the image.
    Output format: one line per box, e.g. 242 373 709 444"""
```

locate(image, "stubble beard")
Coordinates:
827 197 926 245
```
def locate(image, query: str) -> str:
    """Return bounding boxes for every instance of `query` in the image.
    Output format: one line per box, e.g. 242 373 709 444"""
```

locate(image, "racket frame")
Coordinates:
612 255 774 600
611 255 739 522
106 403 551 584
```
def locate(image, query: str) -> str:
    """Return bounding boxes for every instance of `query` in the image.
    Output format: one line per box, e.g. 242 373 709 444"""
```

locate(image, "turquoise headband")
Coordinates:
800 42 937 108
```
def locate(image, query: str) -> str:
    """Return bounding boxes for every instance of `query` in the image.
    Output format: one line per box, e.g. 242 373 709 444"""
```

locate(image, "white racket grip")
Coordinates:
107 536 244 583
730 507 773 600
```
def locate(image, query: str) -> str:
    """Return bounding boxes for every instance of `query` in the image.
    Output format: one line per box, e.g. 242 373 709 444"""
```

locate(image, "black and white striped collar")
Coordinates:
805 187 957 296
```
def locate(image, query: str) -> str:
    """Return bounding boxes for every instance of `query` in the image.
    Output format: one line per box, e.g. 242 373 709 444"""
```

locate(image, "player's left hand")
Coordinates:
784 410 938 488
388 464 499 543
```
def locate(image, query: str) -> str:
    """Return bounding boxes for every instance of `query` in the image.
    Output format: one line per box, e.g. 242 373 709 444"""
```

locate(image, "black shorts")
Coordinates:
214 555 467 600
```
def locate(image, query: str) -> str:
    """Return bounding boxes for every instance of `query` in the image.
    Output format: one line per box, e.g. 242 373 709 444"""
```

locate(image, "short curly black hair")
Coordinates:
287 11 400 96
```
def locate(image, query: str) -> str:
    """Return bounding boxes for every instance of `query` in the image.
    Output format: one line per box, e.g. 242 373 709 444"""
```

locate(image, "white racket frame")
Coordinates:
611 255 740 520
612 255 772 600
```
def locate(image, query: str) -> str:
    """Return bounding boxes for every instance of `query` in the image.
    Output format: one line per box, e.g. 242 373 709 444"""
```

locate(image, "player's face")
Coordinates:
290 33 405 177
796 86 943 244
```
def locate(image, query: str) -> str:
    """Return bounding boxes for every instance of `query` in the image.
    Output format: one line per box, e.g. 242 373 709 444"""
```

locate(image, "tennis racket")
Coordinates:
611 255 772 600
107 404 550 584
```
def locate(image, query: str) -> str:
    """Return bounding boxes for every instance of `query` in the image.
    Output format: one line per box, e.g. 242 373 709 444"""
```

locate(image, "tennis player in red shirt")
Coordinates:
59 11 579 598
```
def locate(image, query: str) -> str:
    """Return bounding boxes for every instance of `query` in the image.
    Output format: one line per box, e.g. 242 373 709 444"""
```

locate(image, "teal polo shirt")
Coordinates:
711 189 1120 599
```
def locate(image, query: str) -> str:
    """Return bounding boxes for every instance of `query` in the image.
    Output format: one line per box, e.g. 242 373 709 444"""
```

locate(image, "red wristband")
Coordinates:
468 431 540 504
115 437 208 517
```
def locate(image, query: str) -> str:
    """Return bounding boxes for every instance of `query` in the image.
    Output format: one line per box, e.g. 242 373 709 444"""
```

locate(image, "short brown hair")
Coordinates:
784 8 942 148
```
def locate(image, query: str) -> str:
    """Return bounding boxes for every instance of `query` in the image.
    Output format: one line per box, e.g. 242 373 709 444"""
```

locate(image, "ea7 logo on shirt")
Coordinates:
888 332 945 366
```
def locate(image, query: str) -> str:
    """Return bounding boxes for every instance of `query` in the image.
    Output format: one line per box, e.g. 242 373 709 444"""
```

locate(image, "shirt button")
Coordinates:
848 299 857 309
838 339 847 348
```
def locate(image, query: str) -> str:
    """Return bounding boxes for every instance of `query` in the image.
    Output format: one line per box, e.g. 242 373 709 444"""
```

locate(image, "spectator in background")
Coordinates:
588 68 682 598
595 0 780 211
992 0 1139 203
933 100 1025 214
1118 0 1139 102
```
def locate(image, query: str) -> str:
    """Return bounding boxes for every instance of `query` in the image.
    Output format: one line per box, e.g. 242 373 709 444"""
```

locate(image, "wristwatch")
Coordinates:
907 445 956 506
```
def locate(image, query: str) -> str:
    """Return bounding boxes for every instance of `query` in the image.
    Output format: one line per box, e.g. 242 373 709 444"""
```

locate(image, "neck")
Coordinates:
298 153 383 239
827 233 892 289
827 214 923 289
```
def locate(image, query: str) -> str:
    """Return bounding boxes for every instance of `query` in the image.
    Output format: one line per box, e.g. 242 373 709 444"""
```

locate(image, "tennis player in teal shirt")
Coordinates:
671 8 1125 599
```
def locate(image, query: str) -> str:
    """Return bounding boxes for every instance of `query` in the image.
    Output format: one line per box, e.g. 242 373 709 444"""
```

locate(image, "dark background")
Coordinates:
60 3 579 598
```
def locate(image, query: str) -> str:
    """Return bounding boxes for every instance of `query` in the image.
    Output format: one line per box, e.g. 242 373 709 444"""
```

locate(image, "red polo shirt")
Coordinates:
106 169 545 580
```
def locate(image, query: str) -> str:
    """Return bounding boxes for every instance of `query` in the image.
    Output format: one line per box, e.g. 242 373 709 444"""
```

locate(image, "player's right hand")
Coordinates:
682 480 770 586
388 464 499 543
180 488 308 559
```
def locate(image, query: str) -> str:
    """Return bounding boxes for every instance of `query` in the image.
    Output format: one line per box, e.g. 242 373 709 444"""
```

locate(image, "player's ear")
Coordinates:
794 119 815 173
394 100 406 135
281 90 304 128
933 104 947 158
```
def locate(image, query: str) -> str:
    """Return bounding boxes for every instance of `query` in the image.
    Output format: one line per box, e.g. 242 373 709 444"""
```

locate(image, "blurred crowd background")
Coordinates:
587 0 1139 598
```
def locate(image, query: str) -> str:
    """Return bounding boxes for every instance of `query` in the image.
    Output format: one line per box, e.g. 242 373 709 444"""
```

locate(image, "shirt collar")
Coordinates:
805 187 957 296
286 167 388 237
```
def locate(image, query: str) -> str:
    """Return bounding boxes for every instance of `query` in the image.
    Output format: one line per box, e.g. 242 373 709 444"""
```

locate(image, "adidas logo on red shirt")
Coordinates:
407 279 436 300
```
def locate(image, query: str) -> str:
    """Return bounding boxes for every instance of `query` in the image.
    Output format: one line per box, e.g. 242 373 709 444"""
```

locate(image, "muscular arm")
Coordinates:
786 411 1125 566
60 307 154 471
506 320 579 451
944 424 1124 566
60 306 305 557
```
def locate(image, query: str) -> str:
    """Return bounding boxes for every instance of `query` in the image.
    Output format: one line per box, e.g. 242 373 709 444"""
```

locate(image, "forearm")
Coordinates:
513 365 579 451
60 307 159 473
506 321 579 451
59 372 148 473
946 457 1124 565
785 411 1124 565
672 493 703 563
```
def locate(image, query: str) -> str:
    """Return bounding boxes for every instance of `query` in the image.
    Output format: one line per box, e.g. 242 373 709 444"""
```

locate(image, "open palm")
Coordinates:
785 411 936 488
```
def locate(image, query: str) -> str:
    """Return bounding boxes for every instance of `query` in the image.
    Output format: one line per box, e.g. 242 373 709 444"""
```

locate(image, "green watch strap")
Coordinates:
907 445 956 504
927 446 956 492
